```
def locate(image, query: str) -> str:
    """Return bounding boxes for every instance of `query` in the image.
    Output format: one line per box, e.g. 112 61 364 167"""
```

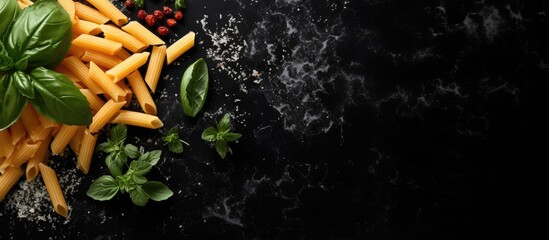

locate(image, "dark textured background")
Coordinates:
1 0 547 239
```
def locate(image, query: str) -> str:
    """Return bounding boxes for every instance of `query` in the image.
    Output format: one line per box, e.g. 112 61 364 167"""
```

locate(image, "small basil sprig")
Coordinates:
88 124 173 206
0 0 92 130
202 114 242 159
180 58 209 117
163 125 189 154
175 0 187 10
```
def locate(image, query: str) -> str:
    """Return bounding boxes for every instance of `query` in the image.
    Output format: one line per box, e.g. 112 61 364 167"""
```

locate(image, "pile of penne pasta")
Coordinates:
1 0 195 218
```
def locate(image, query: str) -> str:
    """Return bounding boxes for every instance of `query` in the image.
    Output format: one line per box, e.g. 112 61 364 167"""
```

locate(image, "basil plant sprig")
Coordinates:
202 114 242 159
163 125 189 154
176 0 187 10
87 124 173 207
0 0 92 130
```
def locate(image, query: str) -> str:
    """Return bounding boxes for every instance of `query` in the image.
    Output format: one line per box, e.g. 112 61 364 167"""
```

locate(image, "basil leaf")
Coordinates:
142 181 173 201
138 150 162 166
28 67 92 125
0 51 14 72
110 124 127 146
180 58 209 117
222 132 242 142
13 70 34 99
215 139 228 159
124 144 140 159
217 113 231 132
175 0 187 10
132 174 148 185
130 160 152 176
129 186 149 207
87 175 120 201
169 141 184 154
0 0 19 37
4 0 72 70
0 73 27 130
201 127 217 142
105 154 122 177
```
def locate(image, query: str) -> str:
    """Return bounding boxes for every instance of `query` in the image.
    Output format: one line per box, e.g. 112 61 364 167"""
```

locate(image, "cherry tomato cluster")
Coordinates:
125 0 185 37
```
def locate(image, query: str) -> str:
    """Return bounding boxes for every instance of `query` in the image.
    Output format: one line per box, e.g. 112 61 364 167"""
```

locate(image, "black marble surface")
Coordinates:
1 0 547 239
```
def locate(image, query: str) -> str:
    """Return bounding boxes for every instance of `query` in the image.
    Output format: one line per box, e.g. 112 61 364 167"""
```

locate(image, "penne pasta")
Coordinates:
77 129 98 174
72 19 102 35
39 163 69 218
117 81 133 107
121 21 165 46
111 110 164 129
80 89 105 114
26 134 52 181
166 31 195 65
30 124 55 142
62 56 104 94
50 125 80 155
89 62 127 102
0 167 23 202
115 48 132 60
37 114 59 131
89 100 126 133
74 2 109 25
106 52 150 83
101 24 148 53
145 45 166 93
1 138 41 169
69 126 87 155
0 130 14 158
67 45 86 59
19 104 40 135
10 119 27 146
81 50 123 69
72 34 123 56
86 0 128 26
127 71 157 115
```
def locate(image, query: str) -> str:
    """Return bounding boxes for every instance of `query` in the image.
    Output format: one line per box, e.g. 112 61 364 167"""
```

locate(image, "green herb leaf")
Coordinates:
129 186 149 207
87 175 120 201
0 0 20 38
138 150 162 166
175 0 187 10
201 127 217 142
131 174 148 184
110 124 127 146
13 71 34 99
29 67 92 126
215 139 228 159
4 0 72 70
222 132 242 142
124 144 140 159
142 181 173 201
168 141 184 154
180 58 209 117
0 51 14 72
217 113 231 132
105 154 123 177
0 73 27 130
130 160 152 176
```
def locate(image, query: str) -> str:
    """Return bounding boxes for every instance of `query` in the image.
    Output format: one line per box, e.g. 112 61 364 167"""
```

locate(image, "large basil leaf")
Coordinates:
4 0 72 70
0 73 27 130
180 58 209 117
29 67 92 126
0 0 19 38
